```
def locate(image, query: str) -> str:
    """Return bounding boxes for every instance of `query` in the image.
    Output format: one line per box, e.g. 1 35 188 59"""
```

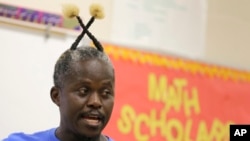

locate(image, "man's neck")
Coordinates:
55 127 107 141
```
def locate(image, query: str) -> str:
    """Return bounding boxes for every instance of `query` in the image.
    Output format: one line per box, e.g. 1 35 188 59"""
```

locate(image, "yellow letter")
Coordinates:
165 118 184 141
134 113 150 141
184 88 200 117
196 121 210 141
164 85 182 112
210 119 231 140
148 73 167 102
184 119 193 141
165 78 186 112
149 109 166 136
117 105 136 134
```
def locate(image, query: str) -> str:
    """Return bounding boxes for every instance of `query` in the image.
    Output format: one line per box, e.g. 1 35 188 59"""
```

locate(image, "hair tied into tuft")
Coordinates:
62 3 79 18
89 3 105 19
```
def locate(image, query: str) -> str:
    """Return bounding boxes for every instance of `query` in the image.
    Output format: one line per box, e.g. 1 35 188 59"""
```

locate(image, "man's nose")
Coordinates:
87 92 102 109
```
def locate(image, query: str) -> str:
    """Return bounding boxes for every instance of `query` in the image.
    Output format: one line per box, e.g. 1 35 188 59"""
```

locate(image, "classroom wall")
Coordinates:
0 24 70 137
1 0 249 69
1 0 113 41
205 0 250 71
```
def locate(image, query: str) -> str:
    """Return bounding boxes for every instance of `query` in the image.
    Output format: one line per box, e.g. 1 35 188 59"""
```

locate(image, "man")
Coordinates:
3 3 115 141
51 46 115 141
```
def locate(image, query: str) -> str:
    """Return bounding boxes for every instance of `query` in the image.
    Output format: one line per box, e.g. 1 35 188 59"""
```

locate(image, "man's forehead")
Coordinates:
68 59 114 78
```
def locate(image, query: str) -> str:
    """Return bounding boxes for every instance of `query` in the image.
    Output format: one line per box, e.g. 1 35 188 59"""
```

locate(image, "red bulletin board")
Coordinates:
102 44 250 141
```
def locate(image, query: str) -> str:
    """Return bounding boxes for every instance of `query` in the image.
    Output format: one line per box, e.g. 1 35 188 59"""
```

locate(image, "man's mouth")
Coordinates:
80 113 103 127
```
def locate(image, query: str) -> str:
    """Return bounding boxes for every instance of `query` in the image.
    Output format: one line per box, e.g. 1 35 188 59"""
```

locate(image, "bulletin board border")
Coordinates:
104 44 250 82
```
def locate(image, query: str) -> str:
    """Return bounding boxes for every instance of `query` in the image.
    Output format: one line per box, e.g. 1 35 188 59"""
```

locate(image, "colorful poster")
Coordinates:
102 44 250 141
0 3 80 31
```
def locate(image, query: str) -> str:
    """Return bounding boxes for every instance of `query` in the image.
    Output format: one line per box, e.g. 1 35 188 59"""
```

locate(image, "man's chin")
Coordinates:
76 119 106 137
77 127 102 138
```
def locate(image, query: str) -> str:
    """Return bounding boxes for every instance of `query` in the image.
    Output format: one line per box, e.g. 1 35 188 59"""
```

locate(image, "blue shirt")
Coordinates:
3 128 114 141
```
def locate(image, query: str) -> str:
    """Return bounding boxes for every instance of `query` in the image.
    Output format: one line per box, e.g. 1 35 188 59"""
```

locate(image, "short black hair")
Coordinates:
53 5 114 87
53 46 113 87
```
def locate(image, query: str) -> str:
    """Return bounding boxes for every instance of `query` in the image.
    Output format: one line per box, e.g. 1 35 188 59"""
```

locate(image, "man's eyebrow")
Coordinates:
76 79 113 85
101 80 114 86
73 79 92 87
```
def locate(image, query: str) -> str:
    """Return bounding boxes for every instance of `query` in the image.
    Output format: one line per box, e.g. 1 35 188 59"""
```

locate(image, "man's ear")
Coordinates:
50 86 60 107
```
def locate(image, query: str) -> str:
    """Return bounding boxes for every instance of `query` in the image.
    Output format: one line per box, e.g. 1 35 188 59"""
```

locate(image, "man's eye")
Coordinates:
79 87 88 95
103 89 112 96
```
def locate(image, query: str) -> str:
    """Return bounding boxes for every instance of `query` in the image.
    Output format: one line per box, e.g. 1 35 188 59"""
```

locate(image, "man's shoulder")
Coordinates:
106 135 115 141
2 128 58 141
108 138 114 141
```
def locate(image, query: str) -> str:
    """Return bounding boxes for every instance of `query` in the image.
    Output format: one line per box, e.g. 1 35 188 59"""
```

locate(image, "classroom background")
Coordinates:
0 0 250 140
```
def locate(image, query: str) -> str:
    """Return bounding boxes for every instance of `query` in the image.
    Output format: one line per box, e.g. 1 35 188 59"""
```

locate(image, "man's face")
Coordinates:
56 58 114 137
